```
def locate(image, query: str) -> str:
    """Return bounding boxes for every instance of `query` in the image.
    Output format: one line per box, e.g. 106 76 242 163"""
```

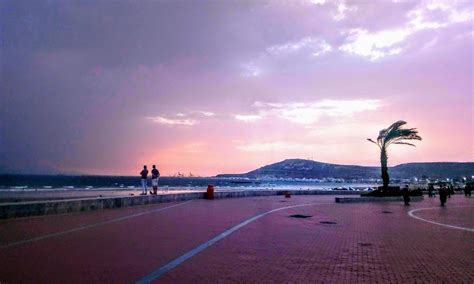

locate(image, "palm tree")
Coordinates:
367 120 422 188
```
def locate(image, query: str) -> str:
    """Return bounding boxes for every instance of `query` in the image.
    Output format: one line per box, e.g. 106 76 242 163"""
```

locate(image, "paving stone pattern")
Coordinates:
0 195 472 283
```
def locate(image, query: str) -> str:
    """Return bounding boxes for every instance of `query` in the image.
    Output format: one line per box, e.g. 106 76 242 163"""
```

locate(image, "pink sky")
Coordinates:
1 0 473 176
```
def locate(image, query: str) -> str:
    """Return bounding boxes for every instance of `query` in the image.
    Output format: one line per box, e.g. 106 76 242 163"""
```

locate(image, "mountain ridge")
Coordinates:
216 159 474 179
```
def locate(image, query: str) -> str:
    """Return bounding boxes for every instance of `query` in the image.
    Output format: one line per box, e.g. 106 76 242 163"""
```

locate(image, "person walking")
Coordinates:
428 184 434 198
150 165 160 195
464 182 472 197
402 185 410 206
439 185 448 206
140 165 148 195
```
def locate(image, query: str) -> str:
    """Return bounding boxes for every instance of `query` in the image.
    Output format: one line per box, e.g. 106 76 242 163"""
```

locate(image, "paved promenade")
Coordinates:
0 189 204 203
0 194 473 283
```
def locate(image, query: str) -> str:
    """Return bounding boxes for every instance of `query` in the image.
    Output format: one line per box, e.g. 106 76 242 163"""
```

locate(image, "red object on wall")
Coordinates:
206 184 214 200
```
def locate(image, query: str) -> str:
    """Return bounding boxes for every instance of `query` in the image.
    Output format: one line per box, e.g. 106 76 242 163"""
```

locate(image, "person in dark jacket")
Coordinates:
150 165 160 195
140 165 148 195
439 185 448 206
402 185 410 206
464 182 472 197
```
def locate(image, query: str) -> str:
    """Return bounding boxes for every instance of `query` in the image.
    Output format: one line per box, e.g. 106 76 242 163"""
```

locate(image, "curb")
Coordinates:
0 190 360 219
335 196 424 203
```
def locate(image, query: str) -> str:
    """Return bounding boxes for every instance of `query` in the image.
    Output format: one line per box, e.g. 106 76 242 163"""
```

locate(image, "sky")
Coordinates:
0 0 473 176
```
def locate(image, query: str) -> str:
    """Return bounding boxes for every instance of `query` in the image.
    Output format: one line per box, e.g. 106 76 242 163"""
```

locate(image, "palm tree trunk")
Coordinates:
380 147 389 188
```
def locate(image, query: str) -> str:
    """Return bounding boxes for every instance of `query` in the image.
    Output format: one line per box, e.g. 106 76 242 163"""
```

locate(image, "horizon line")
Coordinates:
1 160 473 177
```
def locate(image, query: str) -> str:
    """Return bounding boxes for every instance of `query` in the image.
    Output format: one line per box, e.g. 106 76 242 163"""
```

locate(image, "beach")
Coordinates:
0 174 378 204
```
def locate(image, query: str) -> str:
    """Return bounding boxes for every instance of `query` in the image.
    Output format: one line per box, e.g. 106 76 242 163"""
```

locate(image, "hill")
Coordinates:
216 159 474 179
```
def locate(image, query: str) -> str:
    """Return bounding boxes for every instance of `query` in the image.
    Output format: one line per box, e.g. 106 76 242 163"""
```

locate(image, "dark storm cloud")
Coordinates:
0 0 267 173
2 1 269 66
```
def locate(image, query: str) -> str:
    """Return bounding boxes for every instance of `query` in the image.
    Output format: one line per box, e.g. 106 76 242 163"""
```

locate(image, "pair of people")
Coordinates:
428 184 436 198
140 165 160 195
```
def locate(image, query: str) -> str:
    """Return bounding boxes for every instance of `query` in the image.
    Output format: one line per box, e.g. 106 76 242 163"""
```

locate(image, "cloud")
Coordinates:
242 35 332 77
249 99 382 125
309 0 326 5
241 62 262 77
244 1 472 73
146 110 216 126
307 121 386 139
245 1 473 72
266 37 332 57
408 2 473 30
234 114 263 122
339 2 473 61
236 141 313 152
282 99 381 124
146 116 197 126
332 2 357 21
339 28 410 61
200 111 215 117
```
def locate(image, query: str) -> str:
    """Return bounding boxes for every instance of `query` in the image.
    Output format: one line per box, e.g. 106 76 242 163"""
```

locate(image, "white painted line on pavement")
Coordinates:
408 206 474 232
0 200 193 249
136 202 333 284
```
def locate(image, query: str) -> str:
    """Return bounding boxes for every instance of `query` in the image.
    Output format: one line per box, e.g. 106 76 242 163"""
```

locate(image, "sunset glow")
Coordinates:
1 0 472 176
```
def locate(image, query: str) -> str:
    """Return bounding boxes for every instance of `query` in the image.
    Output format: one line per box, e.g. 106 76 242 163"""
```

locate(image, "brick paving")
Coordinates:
160 195 474 283
0 194 472 283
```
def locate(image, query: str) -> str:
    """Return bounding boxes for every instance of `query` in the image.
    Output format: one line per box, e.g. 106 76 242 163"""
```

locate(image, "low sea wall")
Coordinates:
0 189 360 219
335 196 424 203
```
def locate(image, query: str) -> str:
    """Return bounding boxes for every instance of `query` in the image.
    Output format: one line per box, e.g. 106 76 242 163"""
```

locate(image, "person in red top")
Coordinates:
150 165 160 195
140 165 148 195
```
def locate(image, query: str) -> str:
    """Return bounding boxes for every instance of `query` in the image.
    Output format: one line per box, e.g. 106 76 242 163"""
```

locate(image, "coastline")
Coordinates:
0 188 203 203
0 189 363 219
0 184 377 204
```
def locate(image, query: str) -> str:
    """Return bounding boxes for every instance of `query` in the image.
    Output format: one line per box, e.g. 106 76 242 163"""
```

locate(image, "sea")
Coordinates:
0 175 377 192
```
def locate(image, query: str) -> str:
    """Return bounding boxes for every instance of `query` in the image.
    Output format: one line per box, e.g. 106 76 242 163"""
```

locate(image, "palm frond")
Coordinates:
391 134 422 142
371 120 422 148
367 138 381 148
387 131 422 145
392 142 416 147
386 120 407 133
385 128 421 144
